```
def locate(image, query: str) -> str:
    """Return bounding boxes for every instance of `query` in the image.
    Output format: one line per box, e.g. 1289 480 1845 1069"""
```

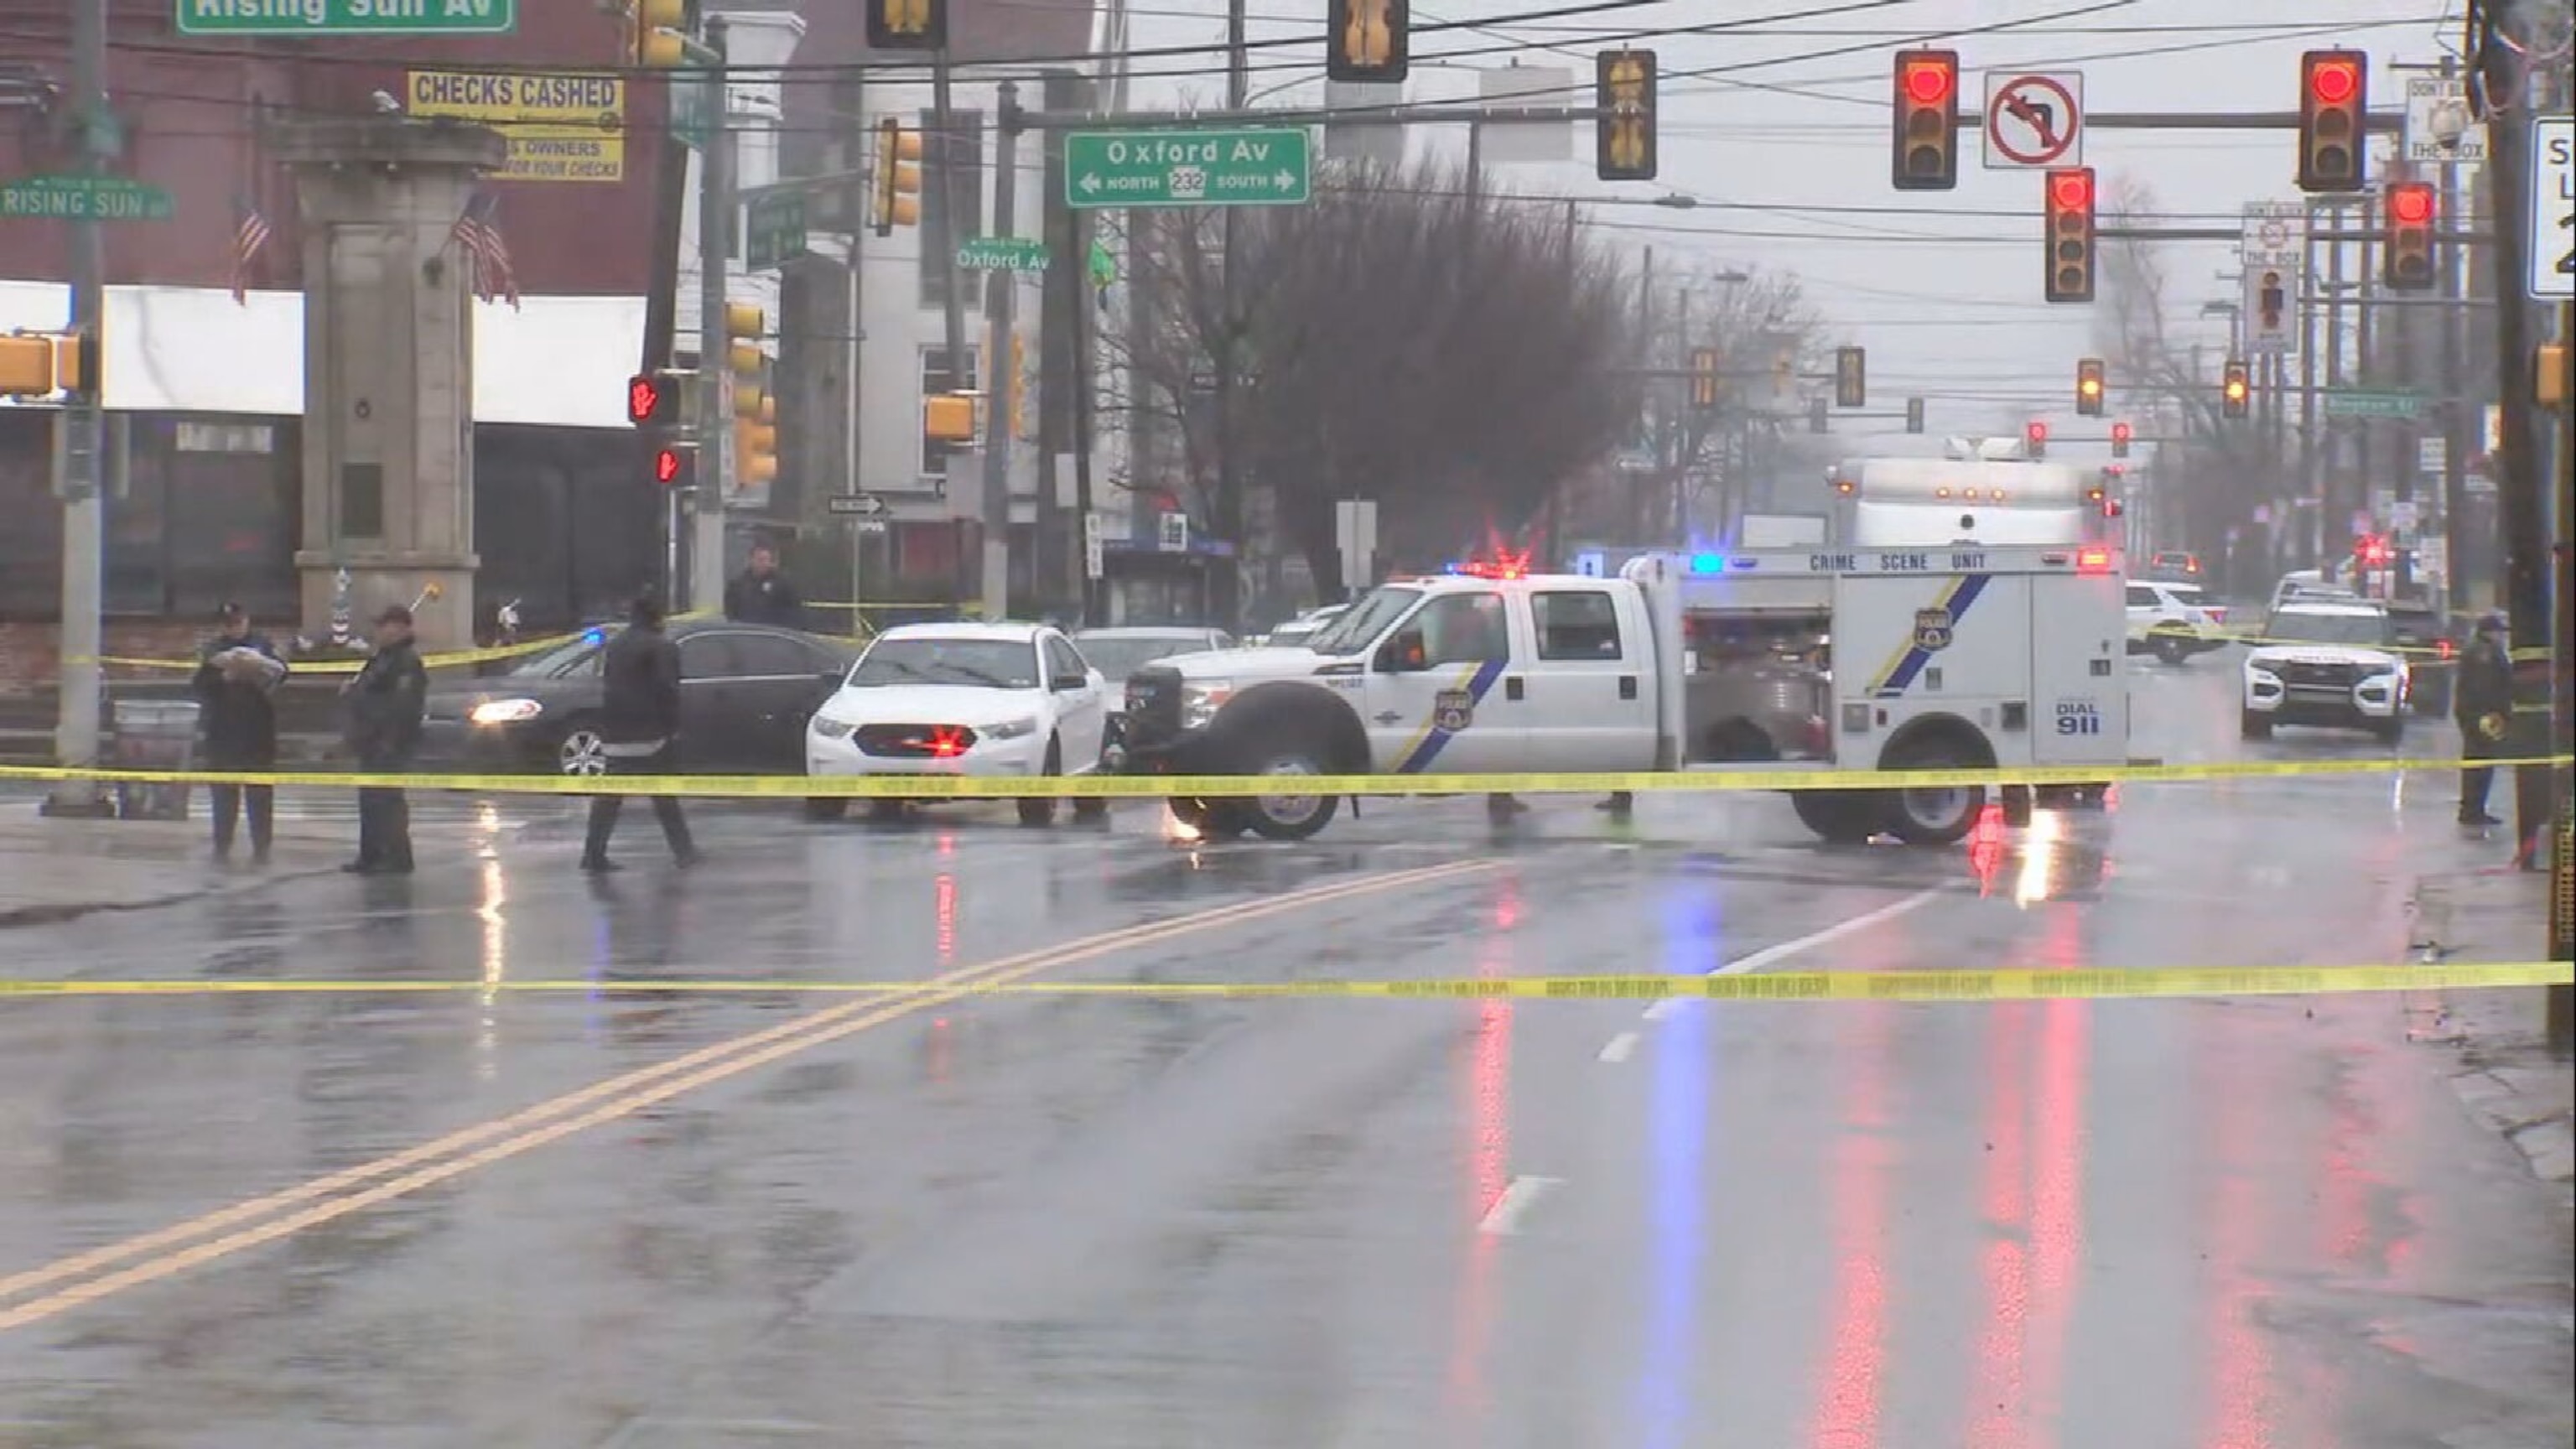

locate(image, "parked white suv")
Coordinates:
2125 581 2225 665
2241 601 2407 743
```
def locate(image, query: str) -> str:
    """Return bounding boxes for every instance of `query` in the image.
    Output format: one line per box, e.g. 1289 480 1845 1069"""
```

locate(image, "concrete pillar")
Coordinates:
273 118 507 653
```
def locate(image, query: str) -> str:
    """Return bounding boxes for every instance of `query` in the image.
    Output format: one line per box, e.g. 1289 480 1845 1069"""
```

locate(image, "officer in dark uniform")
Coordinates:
724 541 807 630
342 605 428 874
580 594 701 873
191 601 288 864
2453 612 2512 828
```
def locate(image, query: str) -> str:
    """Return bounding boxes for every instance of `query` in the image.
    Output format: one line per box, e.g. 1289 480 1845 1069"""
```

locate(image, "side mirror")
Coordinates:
1377 629 1428 673
1050 672 1087 692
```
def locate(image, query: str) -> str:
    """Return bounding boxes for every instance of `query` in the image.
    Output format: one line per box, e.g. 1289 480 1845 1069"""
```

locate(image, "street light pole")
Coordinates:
44 0 111 818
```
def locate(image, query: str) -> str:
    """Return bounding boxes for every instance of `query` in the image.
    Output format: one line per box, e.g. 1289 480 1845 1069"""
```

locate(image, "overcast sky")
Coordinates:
1114 0 2474 446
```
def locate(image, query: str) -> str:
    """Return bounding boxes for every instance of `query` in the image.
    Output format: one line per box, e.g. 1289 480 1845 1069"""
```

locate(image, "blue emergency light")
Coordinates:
1690 552 1726 575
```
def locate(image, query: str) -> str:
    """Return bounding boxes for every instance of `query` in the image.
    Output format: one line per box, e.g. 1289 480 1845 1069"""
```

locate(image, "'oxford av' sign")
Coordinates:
1064 128 1312 210
178 1 517 36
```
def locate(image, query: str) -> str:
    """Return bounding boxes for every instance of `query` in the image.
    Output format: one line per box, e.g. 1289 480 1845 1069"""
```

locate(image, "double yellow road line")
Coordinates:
0 858 1497 1332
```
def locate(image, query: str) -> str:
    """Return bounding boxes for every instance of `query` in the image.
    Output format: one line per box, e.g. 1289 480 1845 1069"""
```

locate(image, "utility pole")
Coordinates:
1214 0 1249 627
2325 202 2350 562
838 70 870 616
979 82 1021 623
690 15 732 615
1634 246 1654 544
44 0 110 818
2437 53 2473 612
2298 212 2323 570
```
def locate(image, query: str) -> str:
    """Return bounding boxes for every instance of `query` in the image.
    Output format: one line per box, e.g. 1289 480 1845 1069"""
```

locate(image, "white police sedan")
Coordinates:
803 622 1111 824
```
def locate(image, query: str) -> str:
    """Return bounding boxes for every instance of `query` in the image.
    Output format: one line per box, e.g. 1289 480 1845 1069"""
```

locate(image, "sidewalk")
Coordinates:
2405 868 2575 1198
0 803 352 927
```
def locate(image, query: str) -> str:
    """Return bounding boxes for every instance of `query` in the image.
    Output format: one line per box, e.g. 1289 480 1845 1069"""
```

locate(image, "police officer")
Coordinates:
580 594 701 873
724 541 807 630
191 601 287 864
2453 611 2511 828
342 605 428 875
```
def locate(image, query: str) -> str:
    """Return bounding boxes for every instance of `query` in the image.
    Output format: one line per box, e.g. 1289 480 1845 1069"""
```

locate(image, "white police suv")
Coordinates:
2241 600 2407 744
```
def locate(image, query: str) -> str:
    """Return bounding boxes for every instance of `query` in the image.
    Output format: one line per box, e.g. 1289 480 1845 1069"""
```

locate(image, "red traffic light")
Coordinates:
2049 169 2093 211
2308 55 2360 105
2026 420 2049 443
1903 57 1953 105
2388 182 2434 225
654 447 683 485
2111 421 2133 444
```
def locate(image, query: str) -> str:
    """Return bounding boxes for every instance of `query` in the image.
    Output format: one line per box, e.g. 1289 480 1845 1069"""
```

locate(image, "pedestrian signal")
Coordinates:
1595 49 1657 182
1327 0 1408 85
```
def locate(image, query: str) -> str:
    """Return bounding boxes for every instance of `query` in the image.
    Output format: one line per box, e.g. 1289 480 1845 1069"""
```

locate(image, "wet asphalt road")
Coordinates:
1 660 2569 1447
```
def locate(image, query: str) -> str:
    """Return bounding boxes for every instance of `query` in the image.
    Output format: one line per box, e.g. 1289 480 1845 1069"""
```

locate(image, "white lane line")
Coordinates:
1597 1031 1639 1063
1478 1175 1563 1235
1641 886 1946 1021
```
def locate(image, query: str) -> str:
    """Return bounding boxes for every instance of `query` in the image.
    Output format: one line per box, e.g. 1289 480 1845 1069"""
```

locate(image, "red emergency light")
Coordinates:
2075 545 2112 574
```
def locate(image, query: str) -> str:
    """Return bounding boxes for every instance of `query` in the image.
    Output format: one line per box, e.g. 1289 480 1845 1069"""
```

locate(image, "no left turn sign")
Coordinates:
1983 70 2085 169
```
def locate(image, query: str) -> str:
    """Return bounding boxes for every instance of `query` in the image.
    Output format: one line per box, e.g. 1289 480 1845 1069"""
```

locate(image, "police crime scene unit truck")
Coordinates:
1112 545 2133 844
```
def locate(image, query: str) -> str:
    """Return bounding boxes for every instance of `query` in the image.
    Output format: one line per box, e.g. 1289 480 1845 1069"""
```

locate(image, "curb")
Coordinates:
2405 870 2575 1196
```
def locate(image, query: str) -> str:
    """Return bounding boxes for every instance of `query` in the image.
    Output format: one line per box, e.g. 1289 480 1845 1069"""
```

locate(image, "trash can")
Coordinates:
112 698 201 821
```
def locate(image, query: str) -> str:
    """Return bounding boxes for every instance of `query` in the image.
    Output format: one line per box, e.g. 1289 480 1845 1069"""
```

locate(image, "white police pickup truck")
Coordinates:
1110 545 2133 844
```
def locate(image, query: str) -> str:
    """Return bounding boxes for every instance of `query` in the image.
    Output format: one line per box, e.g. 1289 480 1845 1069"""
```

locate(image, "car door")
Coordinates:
726 630 841 769
1524 585 1653 769
1358 589 1529 775
673 631 747 769
1043 633 1109 768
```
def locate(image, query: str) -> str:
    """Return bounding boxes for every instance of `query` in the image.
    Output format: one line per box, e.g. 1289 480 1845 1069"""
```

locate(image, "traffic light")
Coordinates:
1688 346 1720 413
1834 346 1865 408
629 0 688 67
2110 419 2132 458
865 0 947 51
2298 50 2367 193
1809 395 1828 434
872 117 922 236
2024 419 2048 459
2222 358 2251 418
2044 167 2096 304
2075 357 2106 416
737 395 777 492
653 443 696 489
1327 0 1407 85
1905 396 1925 434
2539 341 2570 408
0 332 57 395
1890 49 1960 191
2353 532 2392 569
626 370 683 427
1595 49 1657 183
2254 267 2289 335
2383 181 2436 291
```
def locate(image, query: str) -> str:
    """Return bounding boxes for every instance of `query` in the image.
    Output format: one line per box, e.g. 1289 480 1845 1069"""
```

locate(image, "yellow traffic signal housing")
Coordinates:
2536 342 2568 408
866 0 947 51
1834 346 1865 409
0 332 57 395
923 392 977 443
2383 181 2436 291
874 117 923 236
1890 49 1960 191
2075 357 2106 416
1595 49 1657 183
1327 0 1409 86
2221 359 2252 418
1688 346 1720 412
631 0 688 68
735 417 778 489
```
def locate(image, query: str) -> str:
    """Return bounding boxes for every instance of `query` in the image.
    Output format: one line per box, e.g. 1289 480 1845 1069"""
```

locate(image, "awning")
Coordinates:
0 282 645 429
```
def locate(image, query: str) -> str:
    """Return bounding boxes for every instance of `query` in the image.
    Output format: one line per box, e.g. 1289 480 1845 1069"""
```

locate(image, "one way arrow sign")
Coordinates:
828 493 890 517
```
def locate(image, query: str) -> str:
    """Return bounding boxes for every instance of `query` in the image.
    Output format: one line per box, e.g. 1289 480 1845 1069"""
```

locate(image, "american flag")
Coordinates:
452 190 522 310
226 195 273 306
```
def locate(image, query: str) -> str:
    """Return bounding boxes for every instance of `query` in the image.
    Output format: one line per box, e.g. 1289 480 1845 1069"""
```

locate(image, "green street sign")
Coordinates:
2321 389 2423 421
958 236 1048 272
1 175 174 221
746 190 807 271
176 0 517 35
1064 128 1312 210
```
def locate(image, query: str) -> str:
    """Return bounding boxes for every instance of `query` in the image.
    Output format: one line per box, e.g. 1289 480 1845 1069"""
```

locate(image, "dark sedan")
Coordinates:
422 621 858 775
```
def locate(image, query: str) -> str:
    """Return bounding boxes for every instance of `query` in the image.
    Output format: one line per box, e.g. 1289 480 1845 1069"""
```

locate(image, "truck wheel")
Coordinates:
1790 790 1879 845
1881 740 1986 846
2239 710 2272 740
2000 784 2033 828
1243 746 1341 841
2152 632 2190 666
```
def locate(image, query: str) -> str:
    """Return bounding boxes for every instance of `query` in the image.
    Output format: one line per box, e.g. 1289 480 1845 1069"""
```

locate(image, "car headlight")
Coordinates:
1181 680 1234 730
809 715 855 740
981 715 1040 740
468 698 543 726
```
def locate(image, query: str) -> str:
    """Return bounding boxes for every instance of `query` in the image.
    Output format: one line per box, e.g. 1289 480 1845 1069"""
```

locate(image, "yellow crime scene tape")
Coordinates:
2 963 2565 1002
2177 627 2553 664
0 753 2565 799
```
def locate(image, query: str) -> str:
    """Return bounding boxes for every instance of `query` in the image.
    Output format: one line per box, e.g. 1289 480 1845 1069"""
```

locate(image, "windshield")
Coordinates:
509 628 614 677
1075 635 1209 681
2267 611 2388 647
846 637 1041 690
1305 588 1420 656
